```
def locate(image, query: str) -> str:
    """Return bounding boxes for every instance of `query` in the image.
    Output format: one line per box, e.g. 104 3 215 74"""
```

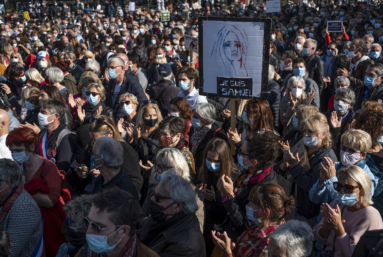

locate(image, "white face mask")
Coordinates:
122 104 134 115
340 149 361 165
294 43 302 51
39 61 48 68
291 87 303 98
170 112 180 117
164 45 171 52
334 100 349 113
38 113 55 127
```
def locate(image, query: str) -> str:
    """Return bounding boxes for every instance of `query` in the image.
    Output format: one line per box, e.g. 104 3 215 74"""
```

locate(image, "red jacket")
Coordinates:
325 32 349 45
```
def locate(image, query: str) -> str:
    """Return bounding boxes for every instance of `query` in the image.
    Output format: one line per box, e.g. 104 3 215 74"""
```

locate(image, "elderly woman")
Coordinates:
25 68 45 87
85 59 100 75
140 148 204 232
55 60 78 96
277 112 338 220
313 165 383 257
212 183 294 256
190 103 228 170
327 76 351 110
6 127 67 256
310 129 379 221
355 109 383 216
116 92 139 128
63 52 85 83
0 159 43 256
73 82 114 130
56 195 93 257
268 220 313 257
44 66 69 101
325 88 356 150
280 76 312 137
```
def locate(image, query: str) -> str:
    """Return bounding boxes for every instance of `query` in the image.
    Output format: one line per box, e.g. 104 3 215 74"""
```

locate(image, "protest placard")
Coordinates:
161 11 170 21
23 11 30 20
327 20 343 32
129 2 135 11
184 35 198 53
266 0 281 13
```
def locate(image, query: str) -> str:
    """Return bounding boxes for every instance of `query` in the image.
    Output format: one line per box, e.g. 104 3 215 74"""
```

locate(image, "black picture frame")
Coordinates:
198 16 271 101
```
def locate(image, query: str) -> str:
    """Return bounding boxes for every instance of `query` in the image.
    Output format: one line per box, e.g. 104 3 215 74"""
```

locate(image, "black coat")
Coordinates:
49 6 60 17
352 229 383 257
139 214 206 257
105 72 148 118
268 80 281 129
147 80 181 117
189 122 229 174
304 54 325 93
354 83 383 111
72 102 114 131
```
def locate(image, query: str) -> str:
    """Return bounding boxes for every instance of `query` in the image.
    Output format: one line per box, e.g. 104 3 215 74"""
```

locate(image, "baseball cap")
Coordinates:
36 51 50 60
157 64 172 77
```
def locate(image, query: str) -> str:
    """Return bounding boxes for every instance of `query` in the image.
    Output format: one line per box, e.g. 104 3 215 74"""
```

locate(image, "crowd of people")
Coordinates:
0 0 383 256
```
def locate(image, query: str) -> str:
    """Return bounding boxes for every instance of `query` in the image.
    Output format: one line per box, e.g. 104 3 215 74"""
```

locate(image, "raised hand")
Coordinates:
306 89 315 105
330 111 342 128
227 128 241 144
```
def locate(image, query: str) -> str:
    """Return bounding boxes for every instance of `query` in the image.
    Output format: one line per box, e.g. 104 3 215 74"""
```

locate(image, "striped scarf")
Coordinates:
0 183 24 222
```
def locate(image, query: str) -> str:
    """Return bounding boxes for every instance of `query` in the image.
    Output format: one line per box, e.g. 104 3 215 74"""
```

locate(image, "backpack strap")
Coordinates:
57 128 72 148
212 128 221 138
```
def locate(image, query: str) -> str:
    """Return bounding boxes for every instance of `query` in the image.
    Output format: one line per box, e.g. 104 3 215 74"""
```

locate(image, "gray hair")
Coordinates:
368 63 383 77
268 65 275 81
295 36 306 44
287 76 306 91
93 137 123 169
192 103 216 124
0 159 22 188
39 99 66 123
161 170 198 213
371 43 382 51
85 59 101 73
157 72 173 82
306 39 317 52
107 56 125 66
335 87 355 107
63 195 93 231
269 220 313 257
364 34 374 44
344 41 352 48
45 67 64 84
156 148 190 182
334 76 350 87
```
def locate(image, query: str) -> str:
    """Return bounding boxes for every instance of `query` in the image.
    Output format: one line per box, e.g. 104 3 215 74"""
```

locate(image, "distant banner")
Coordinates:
129 2 135 11
266 0 281 13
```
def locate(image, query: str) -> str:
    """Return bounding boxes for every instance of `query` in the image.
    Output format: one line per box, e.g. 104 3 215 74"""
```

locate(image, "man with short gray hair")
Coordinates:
139 170 205 256
303 39 325 95
91 137 139 200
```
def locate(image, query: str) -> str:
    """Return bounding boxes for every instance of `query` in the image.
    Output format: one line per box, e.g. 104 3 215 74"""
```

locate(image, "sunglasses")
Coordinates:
84 217 121 235
152 186 172 203
85 91 99 97
119 101 131 106
94 118 113 130
340 144 360 154
333 182 360 194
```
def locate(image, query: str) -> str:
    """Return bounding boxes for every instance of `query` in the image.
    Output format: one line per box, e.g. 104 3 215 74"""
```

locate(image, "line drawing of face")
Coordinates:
211 25 249 77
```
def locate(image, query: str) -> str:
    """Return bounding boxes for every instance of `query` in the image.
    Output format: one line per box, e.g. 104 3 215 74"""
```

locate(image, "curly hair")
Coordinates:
355 109 383 143
245 132 283 169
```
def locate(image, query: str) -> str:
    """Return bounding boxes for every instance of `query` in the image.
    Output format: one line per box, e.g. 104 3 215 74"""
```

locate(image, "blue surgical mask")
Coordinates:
87 94 99 105
19 75 26 83
90 155 102 170
364 76 376 88
302 136 319 147
375 23 382 29
205 159 221 172
246 205 261 225
340 11 344 15
371 51 380 60
271 34 276 40
86 226 123 253
12 151 31 164
179 81 190 91
304 27 309 32
292 116 300 129
139 28 144 34
191 117 202 129
108 69 119 79
294 68 305 77
26 102 35 110
122 36 127 41
337 192 359 206
380 37 383 43
302 48 310 56
343 49 349 55
237 153 249 170
313 22 318 27
157 173 162 181
242 111 249 124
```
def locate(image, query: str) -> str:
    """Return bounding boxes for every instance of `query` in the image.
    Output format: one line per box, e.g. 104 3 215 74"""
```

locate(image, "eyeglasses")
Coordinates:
238 149 251 158
340 144 361 154
333 182 360 194
84 217 121 235
85 91 99 97
152 186 172 203
119 101 131 106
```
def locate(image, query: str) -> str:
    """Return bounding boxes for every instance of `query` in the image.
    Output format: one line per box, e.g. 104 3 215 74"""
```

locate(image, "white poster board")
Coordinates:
327 20 343 32
202 20 266 97
266 0 281 13
129 2 136 11
185 35 198 53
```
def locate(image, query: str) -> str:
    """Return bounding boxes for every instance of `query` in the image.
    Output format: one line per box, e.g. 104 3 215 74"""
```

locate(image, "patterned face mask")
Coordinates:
160 135 174 147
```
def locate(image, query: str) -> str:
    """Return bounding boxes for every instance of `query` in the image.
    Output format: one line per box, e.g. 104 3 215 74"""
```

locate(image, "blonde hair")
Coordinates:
11 52 24 64
338 165 373 205
341 129 372 153
3 44 13 56
21 87 40 103
136 103 163 129
25 68 44 83
84 51 95 60
64 52 76 61
119 93 138 106
302 112 333 148
87 82 106 101
237 100 248 118
78 71 102 91
88 115 123 141
297 105 320 127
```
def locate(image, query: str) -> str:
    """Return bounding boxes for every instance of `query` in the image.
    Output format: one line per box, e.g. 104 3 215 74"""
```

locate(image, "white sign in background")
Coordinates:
266 0 281 13
202 20 265 97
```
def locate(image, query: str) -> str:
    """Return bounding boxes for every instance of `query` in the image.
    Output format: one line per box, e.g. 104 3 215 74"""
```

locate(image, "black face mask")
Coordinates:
143 118 158 127
149 200 176 223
